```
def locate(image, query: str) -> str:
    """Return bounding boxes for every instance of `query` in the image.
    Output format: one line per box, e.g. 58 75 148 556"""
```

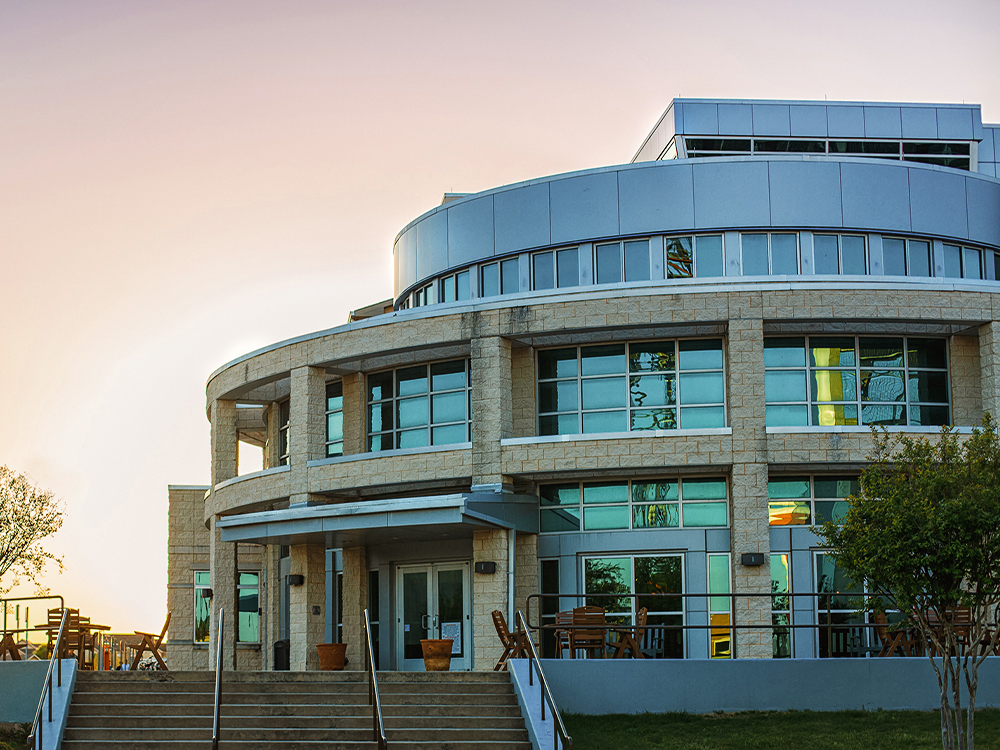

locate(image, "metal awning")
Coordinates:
216 492 539 547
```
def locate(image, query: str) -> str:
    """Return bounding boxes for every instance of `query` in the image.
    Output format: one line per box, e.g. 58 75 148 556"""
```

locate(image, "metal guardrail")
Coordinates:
516 609 572 750
27 608 70 750
211 608 224 750
363 608 387 750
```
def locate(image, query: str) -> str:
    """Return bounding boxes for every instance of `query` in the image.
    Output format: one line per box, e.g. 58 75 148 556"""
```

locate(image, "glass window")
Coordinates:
695 235 724 278
814 235 840 275
540 476 727 532
501 258 519 293
596 243 622 284
943 244 962 278
584 555 683 658
194 571 210 643
325 381 344 457
238 572 260 643
539 559 561 657
538 339 724 436
741 234 768 276
624 240 651 282
533 251 554 290
768 474 857 526
771 234 798 275
557 248 579 288
480 263 500 297
841 236 866 275
764 335 948 428
908 240 931 277
882 238 906 276
665 237 693 278
771 554 791 658
708 554 732 659
278 399 290 466
815 553 867 658
455 270 470 301
963 247 982 280
368 360 471 451
441 275 456 303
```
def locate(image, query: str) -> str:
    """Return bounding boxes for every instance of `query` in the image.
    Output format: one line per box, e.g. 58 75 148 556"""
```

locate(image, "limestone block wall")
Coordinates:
340 546 369 669
472 529 508 671
289 543 326 671
166 487 210 670
514 533 538 627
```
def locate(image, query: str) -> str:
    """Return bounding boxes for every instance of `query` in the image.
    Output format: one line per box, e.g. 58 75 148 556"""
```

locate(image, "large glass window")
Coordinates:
814 235 867 275
540 477 728 533
815 553 867 658
768 475 858 526
882 237 930 277
539 558 560 658
771 554 791 658
595 239 651 284
480 258 519 297
367 360 471 451
440 270 471 303
741 233 798 276
708 554 732 659
764 336 949 427
325 381 343 458
537 339 725 436
277 399 290 466
583 554 684 658
238 572 260 643
194 571 211 643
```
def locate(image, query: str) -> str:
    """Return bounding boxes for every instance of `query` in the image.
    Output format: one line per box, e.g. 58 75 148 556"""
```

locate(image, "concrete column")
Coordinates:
472 528 509 671
264 402 281 469
208 518 238 670
341 546 369 668
289 365 326 477
727 304 772 659
510 345 536 439
471 334 513 487
289 543 326 671
514 533 539 629
950 334 982 426
341 373 366 455
210 399 238 487
264 543 282 668
979 322 1000 419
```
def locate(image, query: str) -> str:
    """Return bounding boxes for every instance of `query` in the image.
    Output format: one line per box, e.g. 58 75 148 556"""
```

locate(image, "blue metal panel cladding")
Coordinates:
768 161 843 228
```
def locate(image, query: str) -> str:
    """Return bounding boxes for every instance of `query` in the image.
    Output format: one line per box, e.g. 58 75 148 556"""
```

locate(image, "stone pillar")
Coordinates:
208 518 238 670
264 543 283 668
289 543 326 671
727 305 772 659
341 546 369 668
289 366 326 496
514 533 539 629
471 334 513 487
210 399 238 487
472 528 509 671
979 322 1000 419
950 334 982 426
341 373 366 455
510 345 536 439
264 402 281 469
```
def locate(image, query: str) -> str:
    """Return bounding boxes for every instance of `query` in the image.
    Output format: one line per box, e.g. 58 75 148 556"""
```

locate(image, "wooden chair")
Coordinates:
553 610 574 658
0 632 22 661
873 611 921 657
491 610 535 671
608 607 648 659
130 613 170 670
566 606 607 659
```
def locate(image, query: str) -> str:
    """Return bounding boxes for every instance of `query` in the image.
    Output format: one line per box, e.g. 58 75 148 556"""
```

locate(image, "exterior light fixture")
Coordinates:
288 574 305 586
740 553 765 566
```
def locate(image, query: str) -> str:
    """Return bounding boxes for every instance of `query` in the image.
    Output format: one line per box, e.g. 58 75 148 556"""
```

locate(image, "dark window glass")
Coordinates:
908 240 931 277
841 236 866 274
533 252 554 290
908 371 949 403
909 405 950 426
596 243 622 284
755 140 826 153
882 239 906 276
771 235 798 274
368 371 393 402
943 244 962 278
903 142 970 156
814 235 840 274
859 338 904 368
481 263 499 297
830 141 900 154
538 348 578 379
624 240 650 282
501 258 519 293
963 248 982 280
441 275 456 303
556 248 579 288
741 234 768 275
695 235 724 277
629 342 675 372
665 237 693 278
455 270 470 301
686 138 750 151
431 360 467 391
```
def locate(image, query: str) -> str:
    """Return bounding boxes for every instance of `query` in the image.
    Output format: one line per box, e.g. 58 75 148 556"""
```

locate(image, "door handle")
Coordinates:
421 614 430 631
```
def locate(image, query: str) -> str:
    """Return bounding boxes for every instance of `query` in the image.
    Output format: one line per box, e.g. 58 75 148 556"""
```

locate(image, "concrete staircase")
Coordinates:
62 670 532 749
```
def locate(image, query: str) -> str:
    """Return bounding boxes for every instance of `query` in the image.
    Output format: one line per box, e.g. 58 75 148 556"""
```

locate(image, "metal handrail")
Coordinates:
363 608 387 750
211 608 224 750
516 609 572 750
27 608 70 750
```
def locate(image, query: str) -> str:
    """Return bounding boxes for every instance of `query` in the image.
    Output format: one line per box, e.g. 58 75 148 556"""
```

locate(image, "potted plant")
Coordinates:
316 642 347 671
419 638 454 671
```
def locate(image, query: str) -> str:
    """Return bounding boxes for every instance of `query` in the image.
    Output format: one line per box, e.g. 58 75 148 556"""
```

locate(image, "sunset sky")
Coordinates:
2 0 999 631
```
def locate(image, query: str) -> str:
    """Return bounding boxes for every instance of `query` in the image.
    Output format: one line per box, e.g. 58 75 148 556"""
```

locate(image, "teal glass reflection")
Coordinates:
582 377 625 410
431 423 467 445
764 338 806 368
630 408 676 430
581 345 626 376
538 381 578 413
540 507 580 532
633 481 678 502
765 371 807 403
431 360 467 391
810 338 856 368
859 338 904 368
814 500 851 524
771 234 798 274
678 340 723 370
398 428 429 449
397 396 429 428
456 270 470 300
695 235 724 277
682 478 727 500
679 372 724 405
629 374 674 407
540 485 579 506
539 414 579 435
632 504 679 528
584 506 630 530
538 348 578 379
629 341 675 372
767 477 810 499
582 410 626 433
481 263 500 297
682 502 728 526
861 404 905 426
368 371 393 402
431 391 466 423
708 555 731 613
397 366 428 396
327 412 344 442
814 476 859 498
860 370 905 402
679 406 724 429
765 404 808 427
583 482 628 504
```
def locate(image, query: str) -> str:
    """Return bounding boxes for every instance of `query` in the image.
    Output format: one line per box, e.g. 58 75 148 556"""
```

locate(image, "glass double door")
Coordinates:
396 562 471 671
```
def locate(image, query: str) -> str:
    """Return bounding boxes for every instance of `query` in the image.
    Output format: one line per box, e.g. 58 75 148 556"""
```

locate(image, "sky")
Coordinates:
1 0 998 632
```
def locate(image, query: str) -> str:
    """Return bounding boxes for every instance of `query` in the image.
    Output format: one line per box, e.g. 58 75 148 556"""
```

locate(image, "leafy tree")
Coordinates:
0 466 64 595
817 417 1000 750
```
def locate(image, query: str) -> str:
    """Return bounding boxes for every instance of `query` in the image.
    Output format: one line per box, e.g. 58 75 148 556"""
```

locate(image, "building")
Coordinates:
167 98 1000 672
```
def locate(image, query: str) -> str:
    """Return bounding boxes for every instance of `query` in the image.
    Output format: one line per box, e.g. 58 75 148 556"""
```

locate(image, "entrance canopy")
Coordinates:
216 492 539 547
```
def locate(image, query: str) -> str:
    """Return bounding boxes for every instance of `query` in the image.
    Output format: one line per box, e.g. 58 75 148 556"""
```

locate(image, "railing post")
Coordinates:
212 608 224 750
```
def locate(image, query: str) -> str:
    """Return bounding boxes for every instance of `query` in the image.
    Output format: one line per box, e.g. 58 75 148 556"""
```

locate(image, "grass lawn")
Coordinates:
563 709 1000 750
0 723 29 750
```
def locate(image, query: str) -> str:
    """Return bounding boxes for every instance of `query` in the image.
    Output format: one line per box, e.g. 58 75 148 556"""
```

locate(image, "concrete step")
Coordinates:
68 713 527 730
69 701 524 717
62 743 529 750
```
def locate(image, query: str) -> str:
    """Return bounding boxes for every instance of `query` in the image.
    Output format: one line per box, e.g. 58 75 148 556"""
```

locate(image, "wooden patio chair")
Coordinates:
873 611 922 657
130 613 170 670
553 610 574 658
608 607 648 659
491 610 535 671
568 606 607 659
0 631 21 660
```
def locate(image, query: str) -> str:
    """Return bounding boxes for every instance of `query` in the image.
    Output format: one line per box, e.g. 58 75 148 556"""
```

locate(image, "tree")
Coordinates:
0 466 64 596
817 417 1000 750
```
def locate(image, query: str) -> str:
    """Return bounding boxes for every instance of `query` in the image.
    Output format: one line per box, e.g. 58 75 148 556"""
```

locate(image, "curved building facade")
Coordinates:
168 98 1000 672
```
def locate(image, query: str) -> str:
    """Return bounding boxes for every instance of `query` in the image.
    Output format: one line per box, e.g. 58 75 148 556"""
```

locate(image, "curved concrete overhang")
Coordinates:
392 155 1000 301
205 277 999 407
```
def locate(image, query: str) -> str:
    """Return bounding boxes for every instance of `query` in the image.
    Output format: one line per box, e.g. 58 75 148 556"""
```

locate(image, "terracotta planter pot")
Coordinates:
420 638 454 671
316 643 347 671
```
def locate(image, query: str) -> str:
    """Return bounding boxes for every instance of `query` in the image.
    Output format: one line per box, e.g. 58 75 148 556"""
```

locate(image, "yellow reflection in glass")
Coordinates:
768 501 811 526
710 613 732 659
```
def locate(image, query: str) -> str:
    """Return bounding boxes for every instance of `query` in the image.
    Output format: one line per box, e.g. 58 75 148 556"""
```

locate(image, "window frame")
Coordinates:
325 381 344 458
194 571 211 644
277 399 290 466
237 571 260 644
767 474 859 527
740 232 800 276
